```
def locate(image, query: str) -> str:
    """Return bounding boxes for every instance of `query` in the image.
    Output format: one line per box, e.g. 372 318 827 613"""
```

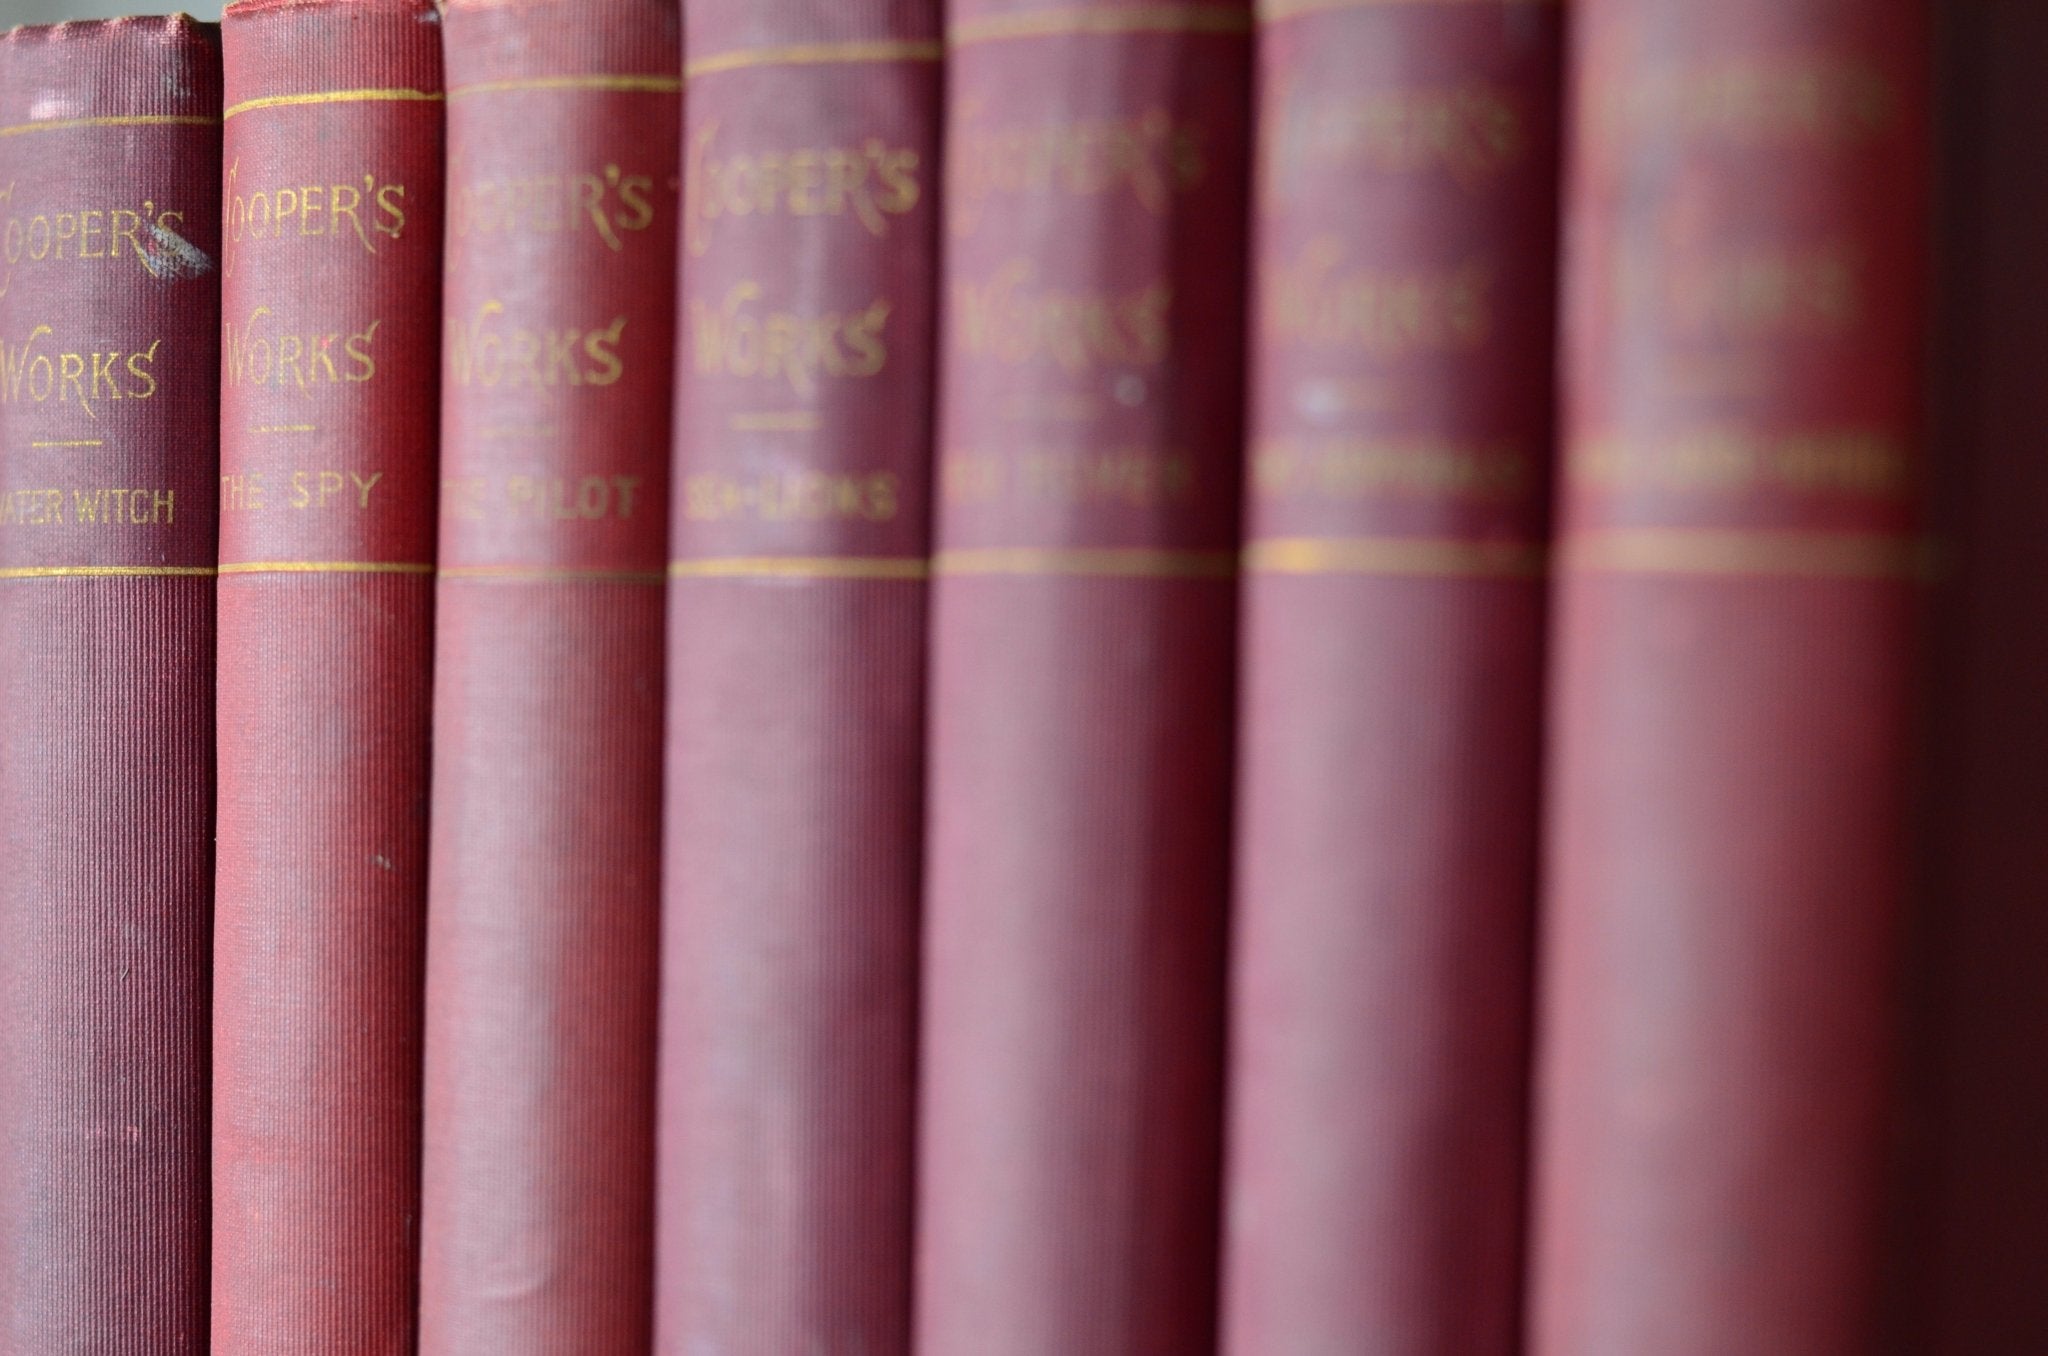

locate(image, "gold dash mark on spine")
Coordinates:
478 425 561 442
222 88 444 120
1563 529 1935 580
447 75 683 99
251 424 318 435
439 564 668 584
0 114 219 138
0 565 216 580
950 4 1252 45
669 556 930 580
1246 537 1547 578
29 439 104 448
686 40 945 79
1260 0 1559 24
934 547 1238 579
219 561 437 576
729 411 825 433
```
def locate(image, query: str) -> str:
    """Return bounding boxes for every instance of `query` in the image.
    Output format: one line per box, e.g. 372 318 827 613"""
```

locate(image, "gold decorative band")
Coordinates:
950 4 1252 46
219 561 436 576
686 40 945 79
0 114 218 139
935 546 1237 579
224 88 444 120
1564 529 1934 580
1247 536 1546 578
0 564 215 579
670 555 929 580
439 564 667 584
1262 0 1557 23
448 74 683 99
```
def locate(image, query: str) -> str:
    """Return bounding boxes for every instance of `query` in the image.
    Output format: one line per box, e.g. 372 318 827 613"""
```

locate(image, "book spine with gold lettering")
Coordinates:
914 3 1250 1352
0 17 222 1353
210 2 442 1351
655 2 940 1351
416 1 679 1351
1221 2 1560 1352
1530 1 1931 1350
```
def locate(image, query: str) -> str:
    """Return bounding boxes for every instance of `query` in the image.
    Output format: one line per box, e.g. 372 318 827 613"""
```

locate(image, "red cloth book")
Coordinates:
1531 2 1931 1351
655 2 940 1352
914 3 1251 1353
1221 2 1561 1352
417 1 679 1350
0 17 222 1353
210 2 442 1350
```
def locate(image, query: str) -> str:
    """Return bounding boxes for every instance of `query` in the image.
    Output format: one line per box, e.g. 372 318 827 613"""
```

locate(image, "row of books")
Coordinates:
0 0 1977 1352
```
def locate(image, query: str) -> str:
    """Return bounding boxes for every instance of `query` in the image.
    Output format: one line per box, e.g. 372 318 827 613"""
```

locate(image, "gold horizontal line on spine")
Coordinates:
669 555 930 580
219 561 436 576
949 4 1252 46
29 439 102 448
934 547 1237 579
1563 529 1934 580
439 564 667 584
0 113 219 138
1247 536 1546 578
223 87 444 120
1261 0 1557 23
447 74 683 100
730 410 824 433
0 564 215 579
686 40 945 80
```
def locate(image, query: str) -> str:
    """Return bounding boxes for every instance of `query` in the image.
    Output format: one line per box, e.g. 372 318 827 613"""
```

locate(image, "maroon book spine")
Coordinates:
416 2 680 1351
1222 2 1561 1352
210 2 442 1351
656 3 940 1352
914 4 1250 1353
0 17 222 1354
1531 2 1931 1351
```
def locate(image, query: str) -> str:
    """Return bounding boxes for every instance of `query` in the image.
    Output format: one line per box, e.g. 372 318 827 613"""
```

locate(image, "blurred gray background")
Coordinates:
7 1 226 21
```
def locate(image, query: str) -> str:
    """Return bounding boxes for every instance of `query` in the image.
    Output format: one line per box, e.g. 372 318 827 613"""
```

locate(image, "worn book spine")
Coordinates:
210 2 442 1352
1531 2 1931 1352
1222 2 1561 1353
416 1 680 1352
656 3 940 1353
914 3 1251 1353
0 17 222 1354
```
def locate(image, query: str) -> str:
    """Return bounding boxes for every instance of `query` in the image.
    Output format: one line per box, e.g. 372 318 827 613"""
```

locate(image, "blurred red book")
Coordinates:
1223 2 1561 1351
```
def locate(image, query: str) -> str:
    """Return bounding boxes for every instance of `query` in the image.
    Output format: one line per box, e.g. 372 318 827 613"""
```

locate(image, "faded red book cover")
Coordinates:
210 2 443 1351
0 17 222 1354
1531 2 1931 1351
416 1 680 1352
1222 2 1560 1352
655 2 940 1352
914 3 1250 1353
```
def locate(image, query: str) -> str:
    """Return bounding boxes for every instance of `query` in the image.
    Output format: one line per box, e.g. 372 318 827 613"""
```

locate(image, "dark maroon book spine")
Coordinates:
417 1 680 1352
914 3 1251 1353
1222 2 1561 1353
656 2 940 1353
1900 3 2048 1350
210 2 444 1351
0 17 222 1354
1531 1 1932 1351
